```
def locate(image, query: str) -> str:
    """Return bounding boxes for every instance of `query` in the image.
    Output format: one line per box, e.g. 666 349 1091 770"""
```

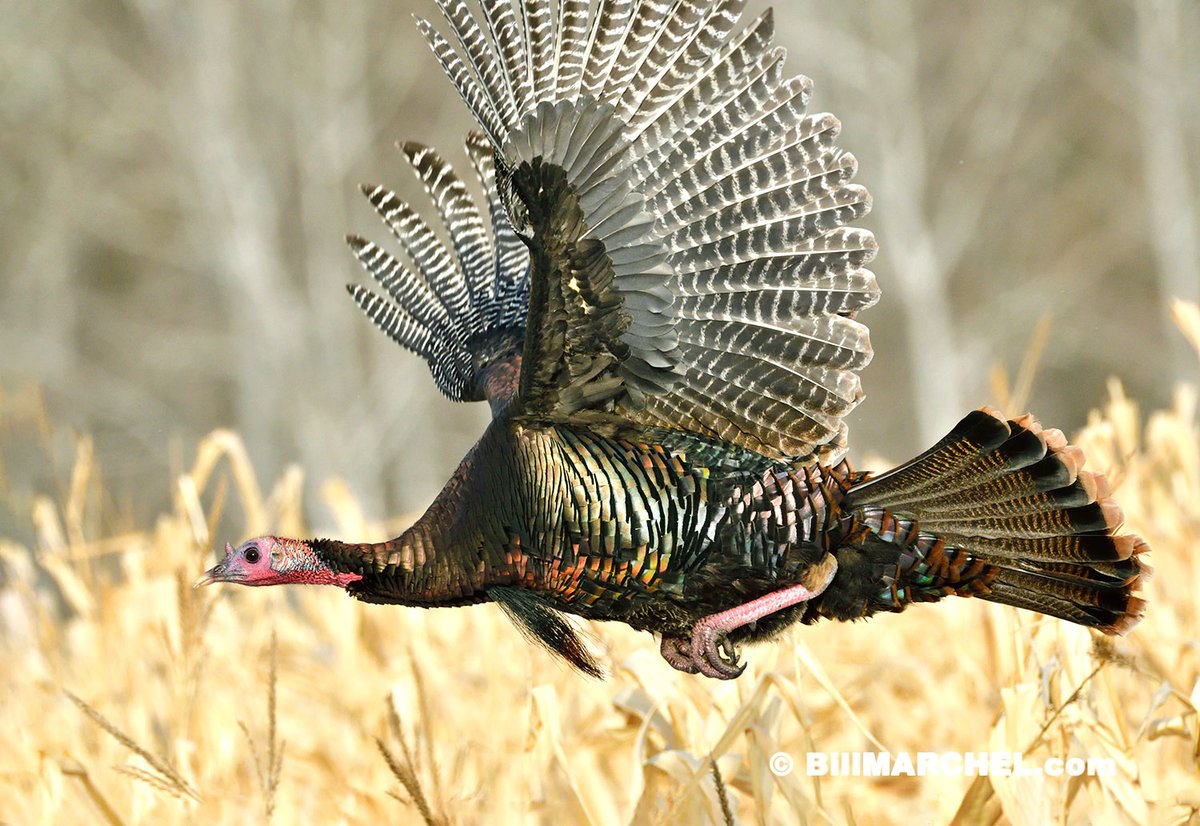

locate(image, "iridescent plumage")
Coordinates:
203 0 1149 679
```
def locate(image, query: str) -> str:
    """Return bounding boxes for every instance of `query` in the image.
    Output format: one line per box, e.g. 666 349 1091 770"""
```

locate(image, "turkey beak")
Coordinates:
192 564 223 588
193 542 235 588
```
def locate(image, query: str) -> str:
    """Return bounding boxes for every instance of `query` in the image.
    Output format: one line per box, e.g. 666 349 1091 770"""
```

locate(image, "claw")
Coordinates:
692 624 746 680
677 557 840 680
719 637 739 663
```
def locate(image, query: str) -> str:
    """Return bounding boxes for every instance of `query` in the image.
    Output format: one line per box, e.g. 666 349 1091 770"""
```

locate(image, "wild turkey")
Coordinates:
197 0 1149 679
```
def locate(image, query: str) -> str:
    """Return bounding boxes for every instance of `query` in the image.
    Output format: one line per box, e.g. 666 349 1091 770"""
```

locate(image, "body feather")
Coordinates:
207 1 1150 681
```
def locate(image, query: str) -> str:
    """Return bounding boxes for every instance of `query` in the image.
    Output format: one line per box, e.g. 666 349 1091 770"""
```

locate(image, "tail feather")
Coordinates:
843 409 1014 507
986 580 1145 634
844 407 1150 635
917 502 1121 542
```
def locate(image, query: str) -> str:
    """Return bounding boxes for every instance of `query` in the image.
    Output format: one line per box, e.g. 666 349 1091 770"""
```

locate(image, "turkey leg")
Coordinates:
661 554 839 679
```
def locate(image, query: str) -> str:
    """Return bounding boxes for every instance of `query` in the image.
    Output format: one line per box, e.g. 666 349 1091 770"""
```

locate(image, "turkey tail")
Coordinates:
347 133 530 403
843 407 1150 634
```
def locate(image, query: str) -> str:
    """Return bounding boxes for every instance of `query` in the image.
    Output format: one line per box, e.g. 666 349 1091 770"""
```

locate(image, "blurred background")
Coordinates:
2 0 1197 539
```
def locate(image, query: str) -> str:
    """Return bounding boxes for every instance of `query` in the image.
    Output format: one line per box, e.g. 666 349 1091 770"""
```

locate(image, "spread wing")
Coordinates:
420 0 878 463
346 134 530 409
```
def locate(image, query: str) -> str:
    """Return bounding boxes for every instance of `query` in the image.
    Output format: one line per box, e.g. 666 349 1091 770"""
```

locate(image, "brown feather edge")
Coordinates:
980 405 1152 634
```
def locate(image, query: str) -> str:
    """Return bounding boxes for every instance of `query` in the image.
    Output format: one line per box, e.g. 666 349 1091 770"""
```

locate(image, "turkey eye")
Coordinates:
244 547 261 564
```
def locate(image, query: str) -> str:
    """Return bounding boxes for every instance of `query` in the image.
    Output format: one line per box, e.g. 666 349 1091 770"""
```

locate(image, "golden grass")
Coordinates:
2 308 1198 824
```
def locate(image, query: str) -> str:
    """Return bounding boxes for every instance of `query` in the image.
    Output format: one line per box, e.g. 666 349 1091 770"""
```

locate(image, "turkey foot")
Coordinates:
659 635 699 673
667 555 839 679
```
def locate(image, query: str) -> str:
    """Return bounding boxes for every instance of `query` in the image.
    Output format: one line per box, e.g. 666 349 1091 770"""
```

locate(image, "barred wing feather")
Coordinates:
347 134 530 405
419 0 878 462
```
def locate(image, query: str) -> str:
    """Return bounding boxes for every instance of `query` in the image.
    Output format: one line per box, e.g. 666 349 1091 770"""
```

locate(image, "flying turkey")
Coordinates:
197 0 1149 679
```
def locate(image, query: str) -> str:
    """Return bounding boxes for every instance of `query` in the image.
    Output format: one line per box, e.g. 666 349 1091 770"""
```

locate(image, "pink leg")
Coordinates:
690 555 838 679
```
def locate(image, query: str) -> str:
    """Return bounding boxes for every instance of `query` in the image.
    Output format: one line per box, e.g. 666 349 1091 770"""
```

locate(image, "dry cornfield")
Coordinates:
1 303 1197 825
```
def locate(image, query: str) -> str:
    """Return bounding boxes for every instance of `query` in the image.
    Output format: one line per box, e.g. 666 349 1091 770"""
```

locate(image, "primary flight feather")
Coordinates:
198 0 1148 679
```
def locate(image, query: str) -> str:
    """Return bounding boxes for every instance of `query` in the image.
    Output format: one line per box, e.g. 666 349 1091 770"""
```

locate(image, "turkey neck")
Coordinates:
312 416 525 607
